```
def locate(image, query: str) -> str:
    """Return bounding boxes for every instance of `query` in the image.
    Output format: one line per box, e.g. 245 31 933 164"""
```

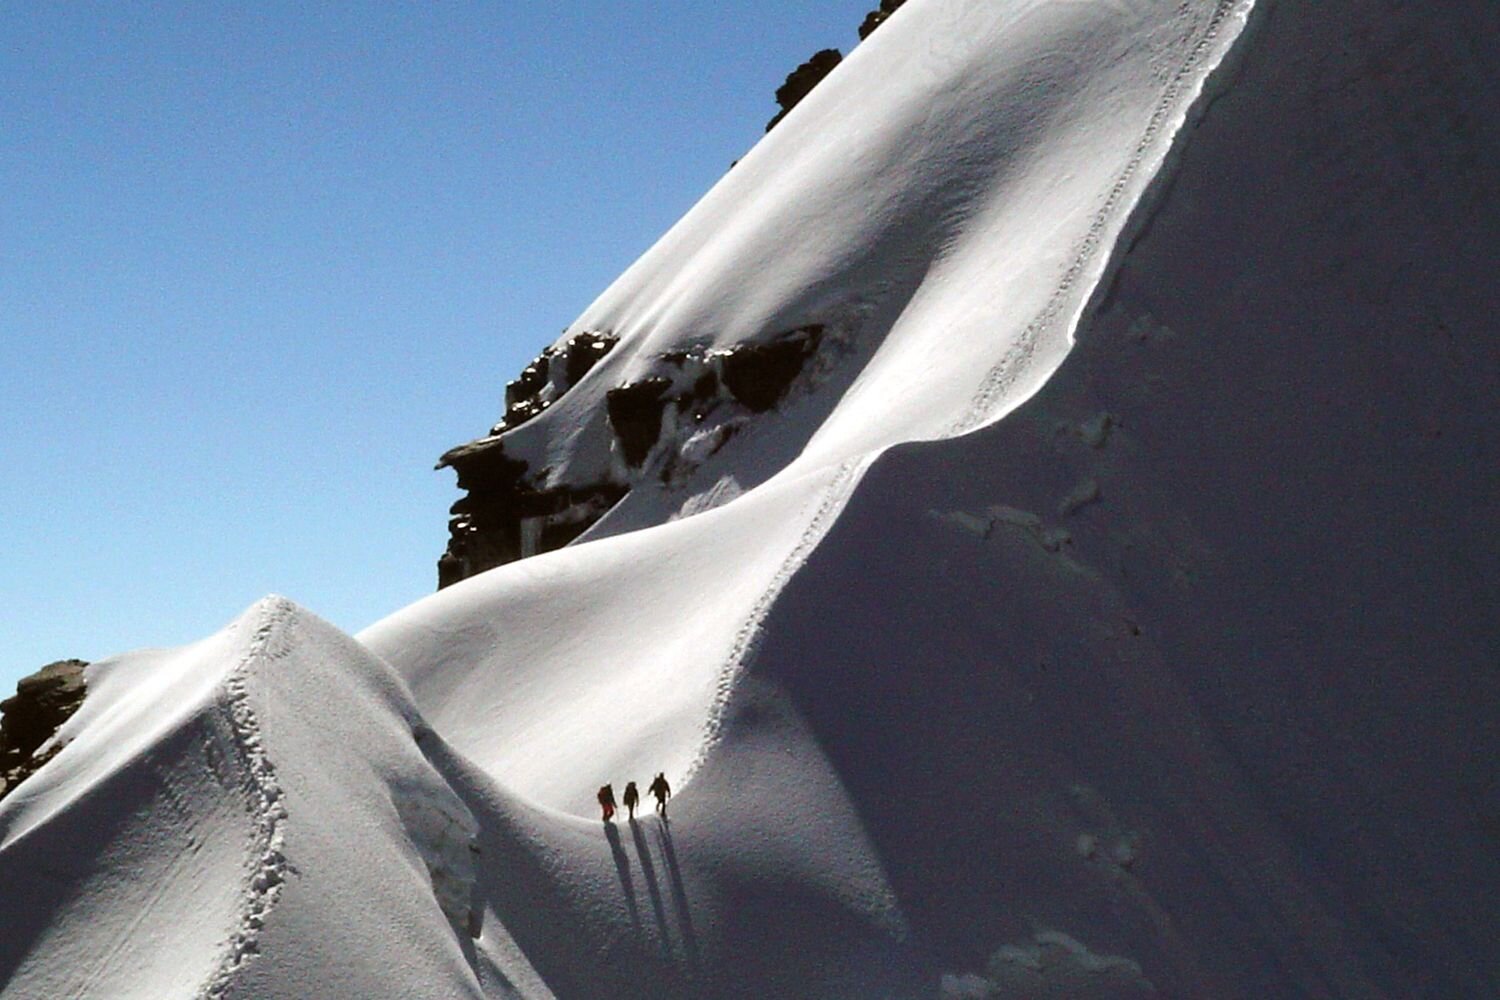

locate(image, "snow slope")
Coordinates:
1 598 499 999
7 0 1496 996
365 0 1256 818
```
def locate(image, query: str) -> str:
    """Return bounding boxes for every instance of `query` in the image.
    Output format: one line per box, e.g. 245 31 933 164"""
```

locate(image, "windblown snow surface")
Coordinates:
5 0 1498 997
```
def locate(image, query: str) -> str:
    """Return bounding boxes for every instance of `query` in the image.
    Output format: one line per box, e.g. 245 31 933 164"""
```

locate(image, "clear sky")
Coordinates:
1 2 877 692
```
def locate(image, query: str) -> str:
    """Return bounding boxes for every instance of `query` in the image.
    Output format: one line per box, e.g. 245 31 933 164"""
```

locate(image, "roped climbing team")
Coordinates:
598 772 671 821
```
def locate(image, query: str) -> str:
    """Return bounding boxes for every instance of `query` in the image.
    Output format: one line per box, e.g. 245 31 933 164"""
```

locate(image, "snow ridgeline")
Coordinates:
0 599 507 998
204 602 291 998
375 0 1258 819
4 1 1264 995
17 0 1495 995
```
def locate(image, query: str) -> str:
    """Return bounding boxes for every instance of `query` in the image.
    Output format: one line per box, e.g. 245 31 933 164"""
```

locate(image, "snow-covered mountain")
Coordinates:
5 1 1497 997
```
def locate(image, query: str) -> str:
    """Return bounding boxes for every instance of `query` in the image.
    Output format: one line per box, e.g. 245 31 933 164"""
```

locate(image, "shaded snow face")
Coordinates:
942 930 1156 998
724 1 1500 994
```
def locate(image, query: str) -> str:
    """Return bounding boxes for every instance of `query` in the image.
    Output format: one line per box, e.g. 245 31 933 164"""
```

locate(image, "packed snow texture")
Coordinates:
6 0 1498 996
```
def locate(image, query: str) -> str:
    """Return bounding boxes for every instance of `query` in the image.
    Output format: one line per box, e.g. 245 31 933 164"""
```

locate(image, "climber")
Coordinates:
648 772 671 817
623 780 640 820
598 783 616 822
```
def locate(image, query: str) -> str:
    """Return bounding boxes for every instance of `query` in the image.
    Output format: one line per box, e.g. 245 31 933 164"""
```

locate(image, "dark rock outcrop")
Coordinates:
496 331 618 434
0 659 88 801
563 331 616 386
436 437 628 589
858 0 908 41
606 377 674 468
766 49 843 132
438 325 827 588
756 2 908 140
720 325 823 412
436 329 622 588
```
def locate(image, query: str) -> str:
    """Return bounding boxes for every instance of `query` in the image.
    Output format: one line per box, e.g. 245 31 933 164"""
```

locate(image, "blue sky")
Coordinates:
1 2 876 691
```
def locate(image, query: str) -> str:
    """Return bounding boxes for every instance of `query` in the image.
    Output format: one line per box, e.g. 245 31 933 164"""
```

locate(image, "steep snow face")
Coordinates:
572 0 1255 461
371 0 1257 821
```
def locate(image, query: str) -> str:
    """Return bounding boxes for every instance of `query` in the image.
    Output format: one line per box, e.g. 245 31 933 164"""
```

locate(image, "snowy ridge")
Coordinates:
953 0 1251 435
687 455 866 784
365 0 1261 821
197 603 497 1000
0 599 503 999
16 0 1494 995
204 598 292 997
0 605 290 997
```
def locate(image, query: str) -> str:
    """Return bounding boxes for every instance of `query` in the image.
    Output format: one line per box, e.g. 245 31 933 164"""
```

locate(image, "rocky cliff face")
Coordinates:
0 659 87 802
436 325 826 588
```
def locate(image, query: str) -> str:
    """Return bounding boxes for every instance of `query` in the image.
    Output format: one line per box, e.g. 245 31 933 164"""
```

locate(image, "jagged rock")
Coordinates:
436 550 466 590
504 354 551 418
720 325 823 412
437 453 629 588
563 330 616 385
435 433 631 588
437 325 826 588
766 49 842 132
608 328 820 466
691 371 719 403
858 0 908 41
758 3 904 137
0 658 88 801
606 377 674 468
498 331 618 433
435 331 623 587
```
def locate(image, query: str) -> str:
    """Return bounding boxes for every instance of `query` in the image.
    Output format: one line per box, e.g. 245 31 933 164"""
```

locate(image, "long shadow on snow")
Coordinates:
604 821 642 934
416 726 692 998
627 818 675 962
653 819 702 971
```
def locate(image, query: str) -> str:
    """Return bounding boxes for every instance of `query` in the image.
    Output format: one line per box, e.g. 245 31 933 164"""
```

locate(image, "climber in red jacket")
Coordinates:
597 783 616 822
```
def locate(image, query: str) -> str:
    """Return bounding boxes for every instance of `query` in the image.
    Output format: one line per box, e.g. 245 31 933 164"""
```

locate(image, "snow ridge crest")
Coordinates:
956 0 1256 435
202 596 295 999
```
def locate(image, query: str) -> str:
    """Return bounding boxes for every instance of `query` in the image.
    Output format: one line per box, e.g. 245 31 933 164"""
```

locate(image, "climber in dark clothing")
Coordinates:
598 783 617 822
622 781 640 820
648 772 671 817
